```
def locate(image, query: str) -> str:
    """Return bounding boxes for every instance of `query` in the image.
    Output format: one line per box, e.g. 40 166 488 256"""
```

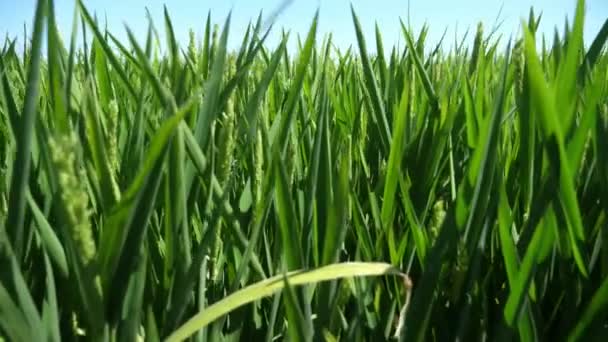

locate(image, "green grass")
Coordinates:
1 0 608 340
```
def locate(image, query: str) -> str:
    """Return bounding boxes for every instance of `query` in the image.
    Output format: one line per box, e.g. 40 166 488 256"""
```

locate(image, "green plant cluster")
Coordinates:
1 0 608 340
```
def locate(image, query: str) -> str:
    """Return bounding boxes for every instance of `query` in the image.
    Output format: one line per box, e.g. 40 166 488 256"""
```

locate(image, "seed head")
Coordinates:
253 128 264 205
217 98 236 183
107 99 119 175
49 132 96 265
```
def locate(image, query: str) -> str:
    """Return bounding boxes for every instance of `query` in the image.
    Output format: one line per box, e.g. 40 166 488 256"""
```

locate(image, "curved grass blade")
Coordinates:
166 262 406 342
0 53 20 139
47 0 69 133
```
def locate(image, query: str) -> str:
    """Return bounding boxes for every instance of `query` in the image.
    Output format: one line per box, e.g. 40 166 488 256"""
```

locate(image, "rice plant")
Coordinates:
1 0 607 340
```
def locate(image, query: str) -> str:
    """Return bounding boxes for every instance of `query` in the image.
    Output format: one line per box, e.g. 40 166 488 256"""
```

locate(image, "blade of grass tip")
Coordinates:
553 0 585 134
217 24 274 107
461 41 511 250
522 23 588 276
79 14 90 75
245 11 263 58
163 5 179 79
234 22 252 68
166 262 404 342
64 1 80 114
47 0 69 133
92 35 113 111
107 32 141 70
184 14 231 201
78 0 136 98
567 70 602 176
400 19 439 113
5 0 46 259
462 74 479 148
125 26 173 109
192 12 231 151
351 6 391 153
380 73 410 265
0 54 20 137
200 11 211 79
375 22 388 92
275 11 318 155
146 306 161 342
579 17 608 84
80 77 121 211
241 36 287 143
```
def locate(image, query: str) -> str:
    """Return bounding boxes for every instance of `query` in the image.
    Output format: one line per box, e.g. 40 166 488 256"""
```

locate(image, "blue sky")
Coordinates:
1 0 606 53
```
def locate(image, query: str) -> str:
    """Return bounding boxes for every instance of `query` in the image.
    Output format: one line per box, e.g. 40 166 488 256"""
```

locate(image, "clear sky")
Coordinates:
1 0 606 54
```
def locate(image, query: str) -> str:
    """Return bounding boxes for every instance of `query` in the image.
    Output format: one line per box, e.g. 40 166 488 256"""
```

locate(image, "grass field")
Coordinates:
1 0 608 340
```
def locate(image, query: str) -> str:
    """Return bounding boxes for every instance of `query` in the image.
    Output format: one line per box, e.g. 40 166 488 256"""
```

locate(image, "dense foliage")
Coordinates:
1 0 608 340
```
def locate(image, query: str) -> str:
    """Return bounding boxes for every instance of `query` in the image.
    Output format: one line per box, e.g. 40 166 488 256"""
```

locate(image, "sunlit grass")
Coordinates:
1 0 608 340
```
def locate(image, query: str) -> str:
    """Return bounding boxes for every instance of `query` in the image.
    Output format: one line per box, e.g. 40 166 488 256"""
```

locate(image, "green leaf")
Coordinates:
273 152 303 270
504 207 555 326
98 96 195 293
400 20 439 113
380 74 410 265
569 275 608 340
241 37 287 143
553 0 585 134
26 192 68 277
579 17 608 83
78 0 137 98
5 0 46 259
522 23 588 276
275 11 318 154
166 262 405 342
282 275 311 342
351 6 391 152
